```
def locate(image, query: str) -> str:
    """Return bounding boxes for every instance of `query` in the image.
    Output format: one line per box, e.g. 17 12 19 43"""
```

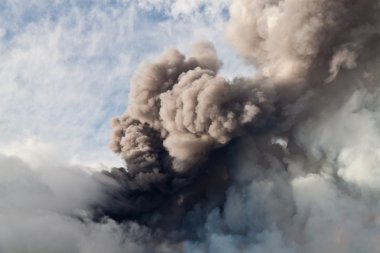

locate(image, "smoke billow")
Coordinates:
110 41 272 174
104 0 380 230
3 0 380 252
226 0 380 84
103 41 277 222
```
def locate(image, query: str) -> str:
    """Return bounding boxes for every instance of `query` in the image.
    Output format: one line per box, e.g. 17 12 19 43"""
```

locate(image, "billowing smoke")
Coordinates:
226 0 379 83
3 0 380 252
103 41 277 222
110 41 272 175
104 0 380 231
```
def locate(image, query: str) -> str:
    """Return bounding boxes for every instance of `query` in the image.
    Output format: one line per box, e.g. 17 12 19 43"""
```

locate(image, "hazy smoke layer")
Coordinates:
3 0 380 253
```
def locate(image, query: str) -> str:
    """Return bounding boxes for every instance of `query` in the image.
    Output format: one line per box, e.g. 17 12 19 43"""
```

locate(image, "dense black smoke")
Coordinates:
94 0 380 251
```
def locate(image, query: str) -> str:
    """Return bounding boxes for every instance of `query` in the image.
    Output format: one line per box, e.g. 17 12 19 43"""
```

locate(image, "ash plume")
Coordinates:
110 41 272 175
99 0 380 252
226 0 380 84
104 41 275 223
5 1 380 253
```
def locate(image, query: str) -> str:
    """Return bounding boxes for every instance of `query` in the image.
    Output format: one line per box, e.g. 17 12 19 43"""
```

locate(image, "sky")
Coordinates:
0 0 251 169
2 1 380 253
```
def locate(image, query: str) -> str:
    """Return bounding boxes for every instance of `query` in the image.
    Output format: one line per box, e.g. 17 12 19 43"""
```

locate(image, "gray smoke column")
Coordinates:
102 1 380 250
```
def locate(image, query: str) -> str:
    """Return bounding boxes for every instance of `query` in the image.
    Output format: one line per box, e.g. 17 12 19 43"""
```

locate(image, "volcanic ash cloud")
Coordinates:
104 0 380 252
110 41 273 188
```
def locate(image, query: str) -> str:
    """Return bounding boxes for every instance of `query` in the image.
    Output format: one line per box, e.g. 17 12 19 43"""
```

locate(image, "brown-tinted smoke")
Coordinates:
103 0 380 231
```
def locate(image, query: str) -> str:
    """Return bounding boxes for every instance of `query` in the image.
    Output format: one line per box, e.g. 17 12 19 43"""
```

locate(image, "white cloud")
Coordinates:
0 150 146 253
136 0 230 18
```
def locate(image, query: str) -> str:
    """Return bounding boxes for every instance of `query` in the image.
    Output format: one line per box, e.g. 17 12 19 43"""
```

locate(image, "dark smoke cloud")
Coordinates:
3 1 380 252
105 0 380 231
105 41 276 222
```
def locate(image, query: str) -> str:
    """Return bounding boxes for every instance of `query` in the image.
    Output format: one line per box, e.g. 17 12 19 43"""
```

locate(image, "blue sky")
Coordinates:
0 0 253 169
2 2 380 252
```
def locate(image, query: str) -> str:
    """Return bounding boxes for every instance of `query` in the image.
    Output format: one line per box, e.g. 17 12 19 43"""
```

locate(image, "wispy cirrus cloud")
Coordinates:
0 0 248 167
